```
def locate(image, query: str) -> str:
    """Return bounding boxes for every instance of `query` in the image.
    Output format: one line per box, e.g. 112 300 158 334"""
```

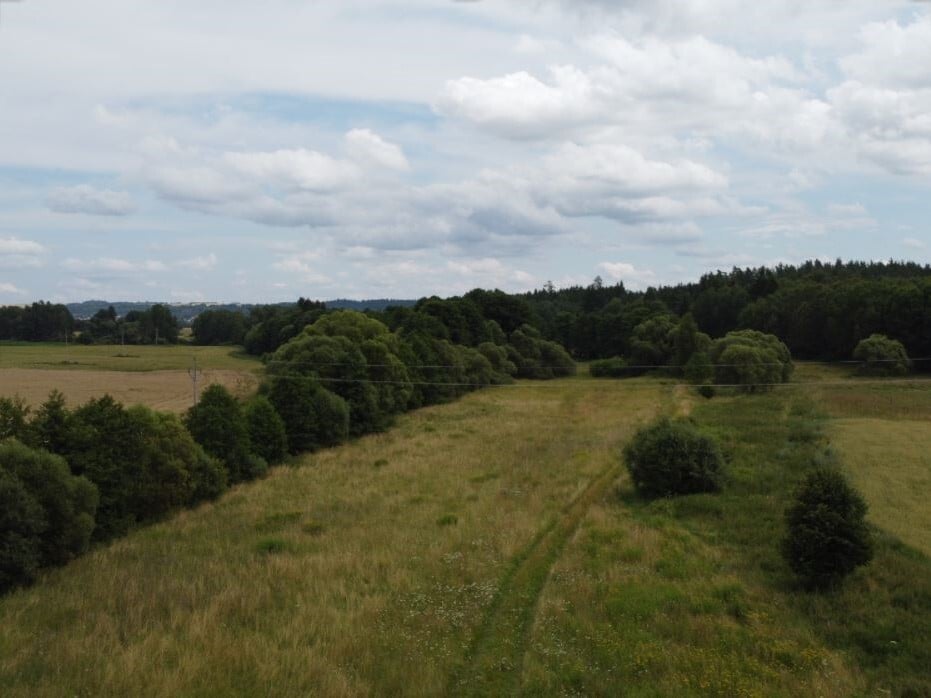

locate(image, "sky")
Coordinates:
1 0 930 303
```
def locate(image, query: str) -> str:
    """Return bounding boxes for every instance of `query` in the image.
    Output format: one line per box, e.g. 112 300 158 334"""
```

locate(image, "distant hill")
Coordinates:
66 299 416 323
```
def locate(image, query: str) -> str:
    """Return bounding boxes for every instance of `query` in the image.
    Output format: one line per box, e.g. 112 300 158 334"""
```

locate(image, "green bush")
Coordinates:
782 468 873 590
267 377 350 454
853 334 910 376
0 470 45 592
0 440 99 592
245 396 288 465
589 357 629 378
710 330 793 392
185 384 254 483
622 418 724 498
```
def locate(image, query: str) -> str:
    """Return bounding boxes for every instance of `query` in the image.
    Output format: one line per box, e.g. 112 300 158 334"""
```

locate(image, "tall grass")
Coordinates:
0 378 663 696
522 389 931 696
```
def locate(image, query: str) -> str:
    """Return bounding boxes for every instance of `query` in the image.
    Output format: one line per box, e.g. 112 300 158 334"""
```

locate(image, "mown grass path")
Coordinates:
448 456 627 696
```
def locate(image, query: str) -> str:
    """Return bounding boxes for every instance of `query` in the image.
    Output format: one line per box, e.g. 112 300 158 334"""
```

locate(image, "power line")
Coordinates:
262 356 931 371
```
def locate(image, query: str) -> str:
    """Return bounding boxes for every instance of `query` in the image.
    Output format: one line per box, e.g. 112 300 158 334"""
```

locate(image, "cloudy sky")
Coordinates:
1 1 930 303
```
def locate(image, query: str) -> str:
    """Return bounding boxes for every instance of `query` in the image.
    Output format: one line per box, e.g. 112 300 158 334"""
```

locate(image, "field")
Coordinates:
0 343 261 413
0 365 929 695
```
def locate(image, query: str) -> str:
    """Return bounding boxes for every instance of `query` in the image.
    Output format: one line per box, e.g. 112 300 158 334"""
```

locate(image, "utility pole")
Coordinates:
188 356 202 406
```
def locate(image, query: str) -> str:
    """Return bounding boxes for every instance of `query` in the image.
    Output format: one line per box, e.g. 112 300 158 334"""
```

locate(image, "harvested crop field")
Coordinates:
0 368 259 414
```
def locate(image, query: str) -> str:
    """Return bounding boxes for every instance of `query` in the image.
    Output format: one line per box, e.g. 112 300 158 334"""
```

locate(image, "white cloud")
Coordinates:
47 185 136 216
225 149 360 192
345 129 410 171
0 282 26 295
597 261 656 289
61 257 168 273
903 237 927 250
436 66 600 139
179 253 218 271
0 237 45 271
0 237 45 255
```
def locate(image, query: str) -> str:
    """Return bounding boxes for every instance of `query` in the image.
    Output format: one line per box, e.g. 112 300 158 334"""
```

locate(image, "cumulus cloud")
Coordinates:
47 185 136 216
827 14 931 176
225 148 361 192
436 66 600 139
345 129 410 171
0 282 26 295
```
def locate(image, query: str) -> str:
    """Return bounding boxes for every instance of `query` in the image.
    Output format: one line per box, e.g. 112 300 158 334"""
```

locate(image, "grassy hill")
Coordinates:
0 368 929 695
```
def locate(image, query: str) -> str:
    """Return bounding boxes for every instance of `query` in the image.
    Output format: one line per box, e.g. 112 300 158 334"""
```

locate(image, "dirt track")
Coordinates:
0 369 260 414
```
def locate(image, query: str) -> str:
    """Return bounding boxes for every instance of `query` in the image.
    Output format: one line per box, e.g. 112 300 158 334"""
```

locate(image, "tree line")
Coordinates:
1 308 573 593
523 260 931 364
5 260 929 365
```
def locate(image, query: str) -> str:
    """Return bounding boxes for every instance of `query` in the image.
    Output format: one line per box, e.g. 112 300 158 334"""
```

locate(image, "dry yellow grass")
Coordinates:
831 418 931 556
0 378 666 697
0 368 259 414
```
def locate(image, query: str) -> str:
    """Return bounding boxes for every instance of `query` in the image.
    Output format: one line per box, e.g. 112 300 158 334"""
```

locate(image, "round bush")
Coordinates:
623 418 724 498
782 468 873 590
852 334 910 376
589 357 629 378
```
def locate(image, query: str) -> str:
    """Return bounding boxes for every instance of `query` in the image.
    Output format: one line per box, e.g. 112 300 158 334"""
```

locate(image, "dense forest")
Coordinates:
3 260 931 366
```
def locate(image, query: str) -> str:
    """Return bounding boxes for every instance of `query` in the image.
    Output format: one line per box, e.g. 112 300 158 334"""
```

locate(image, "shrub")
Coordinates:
185 384 254 484
684 351 714 386
782 468 873 590
267 377 350 454
0 470 45 592
623 418 724 498
710 330 793 392
853 334 910 376
65 395 150 540
509 324 576 379
590 357 629 378
0 440 99 592
245 396 288 465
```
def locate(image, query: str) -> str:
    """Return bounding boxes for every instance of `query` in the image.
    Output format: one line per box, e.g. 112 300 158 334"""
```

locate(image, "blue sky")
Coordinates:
1 0 930 303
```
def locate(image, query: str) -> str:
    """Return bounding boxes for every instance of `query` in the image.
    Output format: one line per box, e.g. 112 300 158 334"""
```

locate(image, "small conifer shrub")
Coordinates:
782 468 873 590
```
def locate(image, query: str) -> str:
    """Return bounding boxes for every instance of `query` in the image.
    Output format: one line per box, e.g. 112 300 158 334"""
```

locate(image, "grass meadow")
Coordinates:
0 362 929 695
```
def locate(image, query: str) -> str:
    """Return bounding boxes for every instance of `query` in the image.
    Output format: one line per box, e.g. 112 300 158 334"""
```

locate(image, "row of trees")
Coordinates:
1 309 574 593
0 302 180 345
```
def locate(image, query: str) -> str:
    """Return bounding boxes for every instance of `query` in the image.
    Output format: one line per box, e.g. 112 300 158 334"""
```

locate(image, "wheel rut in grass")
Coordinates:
447 460 623 696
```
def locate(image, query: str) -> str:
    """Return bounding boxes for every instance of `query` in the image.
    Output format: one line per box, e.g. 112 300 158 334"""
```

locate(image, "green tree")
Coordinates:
184 385 261 483
0 396 29 441
710 329 793 392
245 396 288 465
267 376 349 454
0 439 98 569
852 334 910 376
783 468 873 590
65 395 149 540
623 418 724 498
29 390 71 453
192 309 247 345
0 470 45 592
